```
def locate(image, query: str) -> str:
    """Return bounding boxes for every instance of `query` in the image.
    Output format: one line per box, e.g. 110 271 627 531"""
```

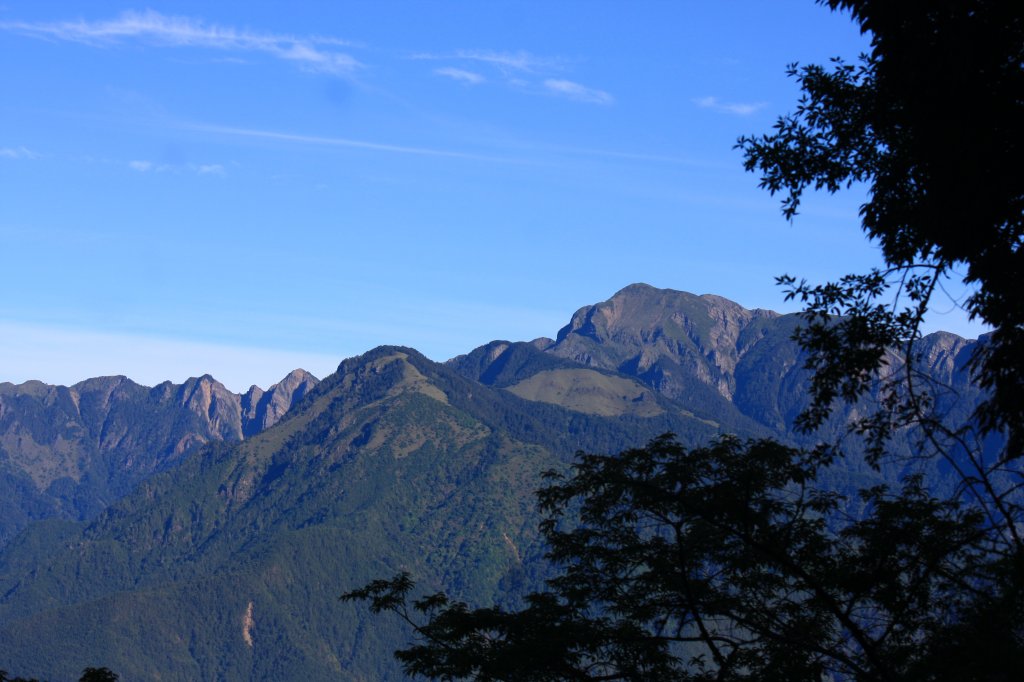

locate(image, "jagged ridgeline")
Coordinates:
0 285 983 680
0 369 318 547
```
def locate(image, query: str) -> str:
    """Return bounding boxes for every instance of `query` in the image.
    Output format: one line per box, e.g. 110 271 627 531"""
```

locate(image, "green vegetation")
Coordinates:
505 369 665 418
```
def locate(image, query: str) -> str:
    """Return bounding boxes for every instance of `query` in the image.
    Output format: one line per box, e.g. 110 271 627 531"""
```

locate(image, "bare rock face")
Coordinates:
547 283 780 401
529 337 554 350
543 285 985 436
914 331 976 385
241 369 320 437
176 375 245 441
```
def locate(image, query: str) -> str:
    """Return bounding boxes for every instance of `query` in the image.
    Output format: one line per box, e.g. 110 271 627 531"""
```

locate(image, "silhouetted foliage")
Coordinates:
735 4 1024 658
344 2 1024 679
737 0 1024 458
0 671 43 682
0 666 117 682
344 435 1019 681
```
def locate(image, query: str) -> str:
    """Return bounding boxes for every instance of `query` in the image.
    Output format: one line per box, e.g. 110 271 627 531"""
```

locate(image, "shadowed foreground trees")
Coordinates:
0 668 118 682
344 1 1023 679
344 435 1019 681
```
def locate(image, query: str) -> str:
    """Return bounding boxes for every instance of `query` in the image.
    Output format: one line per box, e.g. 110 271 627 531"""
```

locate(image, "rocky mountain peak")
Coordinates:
275 368 318 393
914 331 976 384
240 368 320 437
548 284 783 401
175 375 243 440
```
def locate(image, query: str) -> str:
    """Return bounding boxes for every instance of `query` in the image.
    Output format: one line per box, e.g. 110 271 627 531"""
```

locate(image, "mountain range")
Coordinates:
0 284 982 680
0 368 318 547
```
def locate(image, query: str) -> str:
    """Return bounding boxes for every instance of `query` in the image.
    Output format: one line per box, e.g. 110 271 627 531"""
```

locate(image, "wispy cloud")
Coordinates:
694 96 765 116
188 123 519 163
416 49 613 105
434 67 485 85
415 49 558 74
454 49 558 73
0 146 40 160
0 9 360 76
128 160 226 175
544 79 613 105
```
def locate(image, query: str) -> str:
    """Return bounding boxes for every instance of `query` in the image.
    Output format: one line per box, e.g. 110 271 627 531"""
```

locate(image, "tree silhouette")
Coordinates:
78 669 118 682
737 0 1024 461
343 2 1024 679
0 666 117 682
345 433 1019 681
0 671 42 682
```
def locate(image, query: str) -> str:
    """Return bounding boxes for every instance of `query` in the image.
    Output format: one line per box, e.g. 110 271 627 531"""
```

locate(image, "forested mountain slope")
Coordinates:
0 347 729 680
0 285 984 680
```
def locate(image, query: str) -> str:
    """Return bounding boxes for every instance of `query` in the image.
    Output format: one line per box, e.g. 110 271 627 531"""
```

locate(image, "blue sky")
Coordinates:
0 2 985 391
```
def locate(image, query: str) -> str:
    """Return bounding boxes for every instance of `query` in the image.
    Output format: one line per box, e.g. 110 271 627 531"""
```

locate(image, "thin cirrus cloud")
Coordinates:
187 123 520 164
0 146 40 160
414 49 558 73
188 122 723 169
128 160 226 175
0 9 360 76
694 96 766 116
128 160 158 172
544 79 613 105
417 50 611 105
434 67 485 85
